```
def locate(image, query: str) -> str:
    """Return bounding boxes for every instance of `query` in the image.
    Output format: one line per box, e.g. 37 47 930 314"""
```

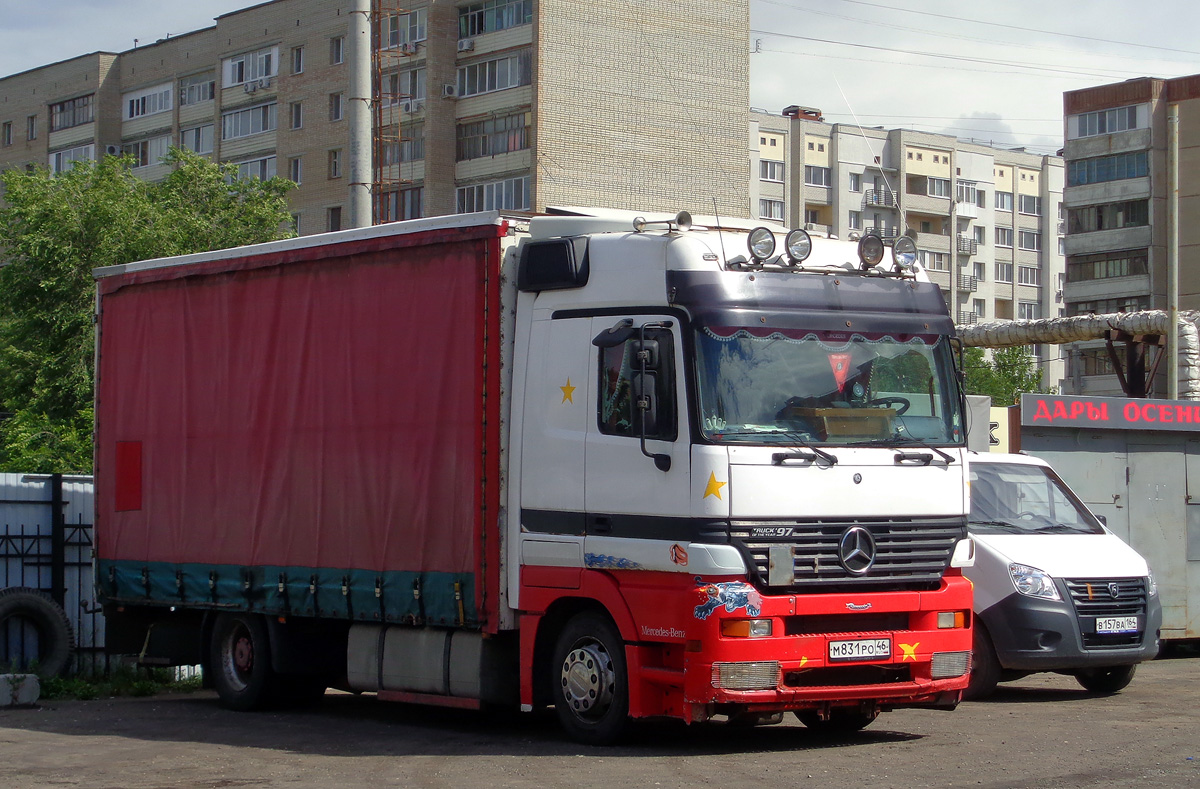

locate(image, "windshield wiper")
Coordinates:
860 433 954 465
772 430 838 466
967 519 1027 533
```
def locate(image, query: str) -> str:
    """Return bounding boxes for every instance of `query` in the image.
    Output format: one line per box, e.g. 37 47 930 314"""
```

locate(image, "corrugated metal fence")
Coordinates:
1 473 104 674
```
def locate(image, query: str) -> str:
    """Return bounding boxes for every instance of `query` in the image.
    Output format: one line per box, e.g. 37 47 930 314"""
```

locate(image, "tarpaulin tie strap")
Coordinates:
176 570 186 601
342 575 354 621
209 571 218 603
141 567 151 599
454 582 465 626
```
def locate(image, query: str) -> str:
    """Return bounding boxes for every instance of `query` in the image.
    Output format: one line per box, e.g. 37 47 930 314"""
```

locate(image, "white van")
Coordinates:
965 453 1162 699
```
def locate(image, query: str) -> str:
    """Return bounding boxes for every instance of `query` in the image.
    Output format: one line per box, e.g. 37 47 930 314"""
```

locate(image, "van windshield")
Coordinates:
969 462 1104 535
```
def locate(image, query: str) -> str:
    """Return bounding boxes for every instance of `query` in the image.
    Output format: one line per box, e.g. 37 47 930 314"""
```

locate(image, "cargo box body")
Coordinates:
94 215 507 631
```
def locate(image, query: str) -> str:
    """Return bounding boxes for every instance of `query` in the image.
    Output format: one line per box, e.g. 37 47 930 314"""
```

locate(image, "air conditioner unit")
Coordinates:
457 38 475 52
400 99 413 113
402 42 418 54
244 82 258 94
258 77 271 89
804 222 815 230
104 144 121 156
442 83 457 98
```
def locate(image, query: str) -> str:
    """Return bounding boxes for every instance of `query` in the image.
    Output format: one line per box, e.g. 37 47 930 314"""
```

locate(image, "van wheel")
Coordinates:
964 621 1000 700
1075 664 1136 694
550 612 629 745
210 613 277 710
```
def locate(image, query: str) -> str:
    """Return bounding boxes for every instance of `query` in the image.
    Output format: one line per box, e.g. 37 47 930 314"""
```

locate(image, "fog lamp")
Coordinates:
857 233 885 268
892 235 917 271
711 661 780 690
748 227 776 261
784 228 812 264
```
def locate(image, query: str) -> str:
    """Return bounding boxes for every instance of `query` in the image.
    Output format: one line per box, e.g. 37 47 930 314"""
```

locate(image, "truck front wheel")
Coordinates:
210 613 277 710
550 612 629 745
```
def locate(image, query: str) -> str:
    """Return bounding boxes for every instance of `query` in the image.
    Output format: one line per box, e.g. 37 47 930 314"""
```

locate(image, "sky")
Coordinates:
1 0 1197 156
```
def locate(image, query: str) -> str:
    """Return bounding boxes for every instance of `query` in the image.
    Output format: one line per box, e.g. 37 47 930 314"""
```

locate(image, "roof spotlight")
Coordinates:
748 227 776 261
892 235 918 272
857 233 885 270
784 228 813 265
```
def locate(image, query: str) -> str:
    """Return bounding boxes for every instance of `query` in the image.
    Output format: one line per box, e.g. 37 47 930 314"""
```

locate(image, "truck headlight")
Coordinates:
1009 563 1060 600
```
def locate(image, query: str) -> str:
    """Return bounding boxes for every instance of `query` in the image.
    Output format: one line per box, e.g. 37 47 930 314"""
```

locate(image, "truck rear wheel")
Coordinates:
210 613 277 710
550 612 629 745
1075 664 1136 694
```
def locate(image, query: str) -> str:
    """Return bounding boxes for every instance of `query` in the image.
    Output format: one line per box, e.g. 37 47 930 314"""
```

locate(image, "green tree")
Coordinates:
963 345 1055 407
0 149 295 472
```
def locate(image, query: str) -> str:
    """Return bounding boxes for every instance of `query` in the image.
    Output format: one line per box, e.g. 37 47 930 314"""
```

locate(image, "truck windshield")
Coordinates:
694 325 962 446
969 462 1104 535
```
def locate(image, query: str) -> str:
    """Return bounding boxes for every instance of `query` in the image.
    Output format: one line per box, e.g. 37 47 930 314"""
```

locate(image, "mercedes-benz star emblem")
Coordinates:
838 526 876 575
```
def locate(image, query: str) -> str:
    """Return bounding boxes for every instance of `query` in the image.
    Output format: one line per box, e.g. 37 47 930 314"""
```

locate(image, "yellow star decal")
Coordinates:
900 642 919 661
560 378 576 404
799 656 808 668
703 472 727 500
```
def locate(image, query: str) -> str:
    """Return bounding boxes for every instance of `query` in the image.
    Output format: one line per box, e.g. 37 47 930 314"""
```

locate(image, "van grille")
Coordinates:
1064 577 1148 648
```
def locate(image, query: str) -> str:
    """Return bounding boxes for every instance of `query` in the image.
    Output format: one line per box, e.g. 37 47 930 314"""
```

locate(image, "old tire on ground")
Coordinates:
795 708 878 735
210 613 278 710
1075 664 1136 694
964 621 1001 700
550 611 629 745
0 587 75 676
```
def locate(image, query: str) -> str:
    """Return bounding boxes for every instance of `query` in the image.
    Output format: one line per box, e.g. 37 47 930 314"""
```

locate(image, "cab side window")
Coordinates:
597 328 676 440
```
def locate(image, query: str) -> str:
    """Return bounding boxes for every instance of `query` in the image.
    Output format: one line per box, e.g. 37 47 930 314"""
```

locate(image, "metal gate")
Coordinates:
1 473 102 674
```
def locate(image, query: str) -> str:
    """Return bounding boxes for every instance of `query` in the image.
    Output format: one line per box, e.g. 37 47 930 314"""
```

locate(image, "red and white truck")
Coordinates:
94 210 975 743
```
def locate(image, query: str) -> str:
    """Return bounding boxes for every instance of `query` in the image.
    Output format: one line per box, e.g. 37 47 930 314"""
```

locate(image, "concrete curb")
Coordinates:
1 674 41 707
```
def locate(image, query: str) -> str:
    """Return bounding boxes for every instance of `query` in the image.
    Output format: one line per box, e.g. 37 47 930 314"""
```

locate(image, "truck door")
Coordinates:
583 316 692 568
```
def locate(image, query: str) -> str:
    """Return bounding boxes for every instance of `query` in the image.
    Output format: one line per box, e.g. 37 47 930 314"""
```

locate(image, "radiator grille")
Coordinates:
1064 577 1148 648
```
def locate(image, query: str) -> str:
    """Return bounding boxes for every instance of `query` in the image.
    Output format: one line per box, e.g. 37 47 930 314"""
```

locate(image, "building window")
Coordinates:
290 102 303 129
1076 106 1137 138
381 186 423 220
328 148 342 178
179 73 215 106
180 124 214 155
760 160 784 182
1018 301 1041 320
804 165 830 187
1018 194 1042 216
236 156 276 180
457 50 532 97
849 173 862 192
996 191 1013 212
50 95 94 131
758 199 784 220
1067 151 1148 187
122 135 171 168
973 261 985 281
291 213 301 234
848 210 862 230
1067 200 1149 233
973 225 986 245
288 156 302 184
456 111 529 160
331 37 345 65
1067 249 1148 282
770 138 777 146
2 121 11 146
385 9 428 48
292 46 304 75
459 0 533 37
49 144 93 174
995 262 1013 283
973 298 986 319
1067 296 1150 316
1018 266 1041 286
1018 230 1041 251
456 175 530 212
328 206 343 232
920 251 948 271
224 47 278 87
385 121 425 163
386 68 427 109
956 181 977 206
124 83 173 120
329 93 344 122
221 102 277 140
807 141 814 150
927 177 951 198
995 227 1013 248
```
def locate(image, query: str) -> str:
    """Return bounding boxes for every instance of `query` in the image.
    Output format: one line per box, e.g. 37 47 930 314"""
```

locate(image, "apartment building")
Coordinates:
0 0 749 234
750 106 1066 390
1061 75 1200 396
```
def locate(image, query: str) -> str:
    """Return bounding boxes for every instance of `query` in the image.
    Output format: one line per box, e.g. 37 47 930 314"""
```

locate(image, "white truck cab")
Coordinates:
965 452 1161 698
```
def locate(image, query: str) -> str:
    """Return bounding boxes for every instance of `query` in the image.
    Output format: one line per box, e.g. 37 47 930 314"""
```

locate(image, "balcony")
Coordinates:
863 189 896 208
866 226 898 240
958 275 978 292
956 235 978 255
957 310 978 325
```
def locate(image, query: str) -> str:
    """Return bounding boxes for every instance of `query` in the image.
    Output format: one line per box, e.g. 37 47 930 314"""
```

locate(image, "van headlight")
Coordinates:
1009 563 1060 601
1147 573 1158 597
